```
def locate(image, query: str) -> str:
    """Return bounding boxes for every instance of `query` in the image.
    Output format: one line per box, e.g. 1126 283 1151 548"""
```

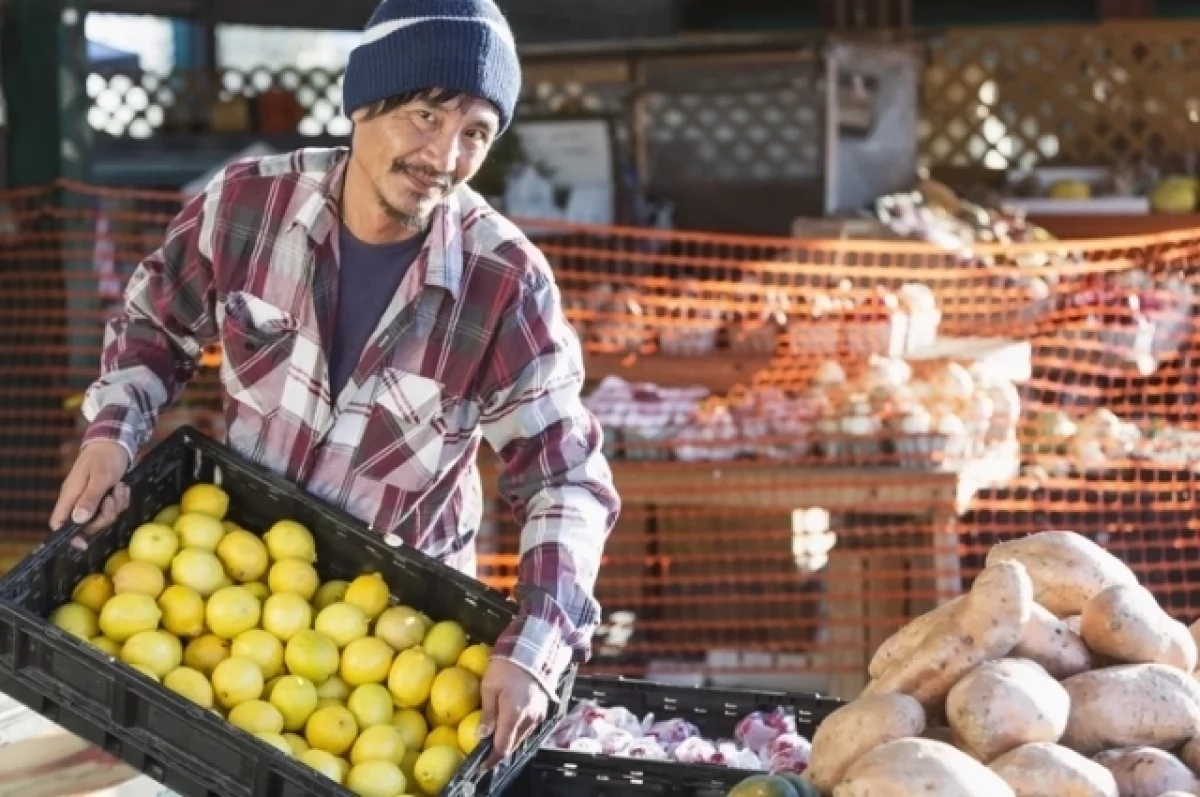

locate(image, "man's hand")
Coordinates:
478 657 549 769
50 440 131 548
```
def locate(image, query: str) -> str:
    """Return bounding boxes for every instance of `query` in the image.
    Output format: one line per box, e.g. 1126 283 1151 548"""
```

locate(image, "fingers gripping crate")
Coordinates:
0 426 576 797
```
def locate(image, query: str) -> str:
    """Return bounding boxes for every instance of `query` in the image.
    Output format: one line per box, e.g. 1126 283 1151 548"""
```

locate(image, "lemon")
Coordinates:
128 523 180 570
211 656 264 709
347 683 394 728
233 629 284 680
285 630 340 685
158 584 206 638
216 530 269 583
374 606 426 653
335 757 352 780
263 520 317 563
350 724 407 766
90 636 121 656
315 602 369 648
263 676 283 701
270 675 319 732
399 749 419 787
72 574 114 614
346 760 407 797
341 637 394 687
180 483 229 520
174 513 226 551
171 548 226 596
392 709 428 752
421 621 467 670
457 643 491 679
222 520 242 533
163 666 214 708
424 725 459 751
129 663 160 682
112 560 165 598
299 749 344 783
183 634 230 675
343 573 389 621
313 580 349 612
282 733 309 756
103 549 131 578
50 602 99 640
305 705 358 756
388 648 437 709
99 593 162 642
413 745 463 795
316 674 352 702
243 581 270 602
120 630 182 678
206 586 261 639
428 667 480 728
457 710 483 755
154 504 182 526
266 559 319 601
317 698 345 710
229 700 285 735
254 732 293 756
262 593 312 642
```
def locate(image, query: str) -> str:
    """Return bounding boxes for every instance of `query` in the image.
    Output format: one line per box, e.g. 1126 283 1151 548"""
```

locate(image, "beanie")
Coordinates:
343 0 521 133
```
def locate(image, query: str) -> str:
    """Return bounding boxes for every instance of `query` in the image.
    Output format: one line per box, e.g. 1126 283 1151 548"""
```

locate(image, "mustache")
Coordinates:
390 159 453 190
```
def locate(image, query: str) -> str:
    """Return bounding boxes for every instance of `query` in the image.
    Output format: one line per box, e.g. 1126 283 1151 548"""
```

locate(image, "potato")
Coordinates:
808 694 926 792
1081 584 1198 671
985 531 1138 617
1014 604 1093 679
834 738 1015 796
946 659 1070 762
1064 615 1084 634
1060 664 1200 754
868 597 963 680
989 742 1118 797
1177 736 1200 773
862 561 1033 711
1093 748 1200 797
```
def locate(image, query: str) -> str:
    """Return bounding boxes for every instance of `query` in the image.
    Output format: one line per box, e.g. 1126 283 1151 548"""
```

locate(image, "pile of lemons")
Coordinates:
49 482 492 797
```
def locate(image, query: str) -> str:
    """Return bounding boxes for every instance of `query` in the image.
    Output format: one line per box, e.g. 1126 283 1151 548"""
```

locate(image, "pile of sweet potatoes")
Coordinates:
804 530 1200 796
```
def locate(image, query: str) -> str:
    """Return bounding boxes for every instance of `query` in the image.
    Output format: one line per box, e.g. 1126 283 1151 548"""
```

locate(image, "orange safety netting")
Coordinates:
2 182 1199 696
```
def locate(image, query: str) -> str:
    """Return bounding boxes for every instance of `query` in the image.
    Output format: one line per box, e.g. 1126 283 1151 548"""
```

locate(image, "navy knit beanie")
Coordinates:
344 0 521 132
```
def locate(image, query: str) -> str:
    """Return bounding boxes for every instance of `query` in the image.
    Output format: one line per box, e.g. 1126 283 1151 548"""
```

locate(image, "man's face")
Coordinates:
349 91 500 230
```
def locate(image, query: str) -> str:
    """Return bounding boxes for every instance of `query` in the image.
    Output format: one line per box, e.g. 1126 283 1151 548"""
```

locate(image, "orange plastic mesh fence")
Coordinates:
3 183 1200 694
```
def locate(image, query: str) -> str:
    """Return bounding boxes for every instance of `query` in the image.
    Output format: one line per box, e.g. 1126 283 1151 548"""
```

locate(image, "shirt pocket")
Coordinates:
219 291 300 417
351 368 447 493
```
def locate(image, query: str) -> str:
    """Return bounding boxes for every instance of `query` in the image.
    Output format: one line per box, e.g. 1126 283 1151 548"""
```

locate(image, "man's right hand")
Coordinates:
50 440 132 543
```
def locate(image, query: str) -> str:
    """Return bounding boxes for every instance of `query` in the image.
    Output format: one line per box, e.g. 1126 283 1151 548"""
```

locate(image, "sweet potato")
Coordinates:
1081 584 1198 671
868 597 963 680
1060 664 1200 754
946 658 1070 762
807 694 926 792
862 561 1033 711
1093 748 1200 797
985 531 1138 617
833 738 1015 796
1014 604 1093 679
989 742 1118 797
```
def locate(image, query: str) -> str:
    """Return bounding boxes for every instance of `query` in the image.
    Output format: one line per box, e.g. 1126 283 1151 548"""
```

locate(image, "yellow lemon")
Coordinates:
387 648 437 709
90 636 121 657
153 504 182 526
263 520 317 563
103 549 131 578
173 513 226 551
120 630 182 679
112 560 165 598
285 630 340 685
267 560 320 601
457 710 483 755
424 726 459 751
299 749 344 784
170 548 226 597
205 586 261 639
158 584 206 638
243 581 270 602
71 574 113 615
428 667 480 728
232 629 285 680
211 656 264 709
456 643 491 679
163 666 214 708
270 675 319 732
263 676 283 701
335 757 352 780
346 683 394 728
340 637 394 687
127 523 180 570
222 520 242 533
392 709 428 752
129 663 160 682
350 724 407 766
316 698 345 710
374 606 426 653
50 602 99 641
313 580 349 612
346 760 407 797
305 705 358 756
180 483 229 520
282 733 309 756
98 593 161 642
344 573 389 621
314 602 369 648
316 674 351 702
216 530 269 583
421 621 467 670
229 700 285 735
413 745 463 795
262 593 312 642
254 732 293 756
399 750 419 787
183 634 230 675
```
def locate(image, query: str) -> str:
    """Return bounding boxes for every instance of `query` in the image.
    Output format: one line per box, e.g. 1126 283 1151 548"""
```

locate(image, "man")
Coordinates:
50 0 619 767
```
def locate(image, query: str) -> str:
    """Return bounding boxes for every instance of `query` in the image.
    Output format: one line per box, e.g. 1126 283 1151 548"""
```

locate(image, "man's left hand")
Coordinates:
478 657 549 769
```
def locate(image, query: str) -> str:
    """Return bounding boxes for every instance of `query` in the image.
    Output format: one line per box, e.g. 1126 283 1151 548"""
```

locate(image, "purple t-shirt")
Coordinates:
330 223 426 398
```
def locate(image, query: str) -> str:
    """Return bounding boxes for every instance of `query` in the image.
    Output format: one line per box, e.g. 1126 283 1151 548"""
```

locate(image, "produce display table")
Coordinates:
1030 213 1200 240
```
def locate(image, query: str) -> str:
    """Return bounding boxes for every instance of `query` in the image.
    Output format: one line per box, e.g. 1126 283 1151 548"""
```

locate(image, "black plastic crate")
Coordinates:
0 426 575 797
508 676 844 796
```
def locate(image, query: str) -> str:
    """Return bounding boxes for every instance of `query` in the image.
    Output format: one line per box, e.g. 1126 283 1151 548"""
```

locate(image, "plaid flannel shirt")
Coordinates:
81 147 620 694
